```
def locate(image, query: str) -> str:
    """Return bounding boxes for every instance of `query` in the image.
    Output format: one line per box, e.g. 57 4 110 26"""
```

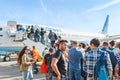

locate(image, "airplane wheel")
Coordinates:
3 56 11 61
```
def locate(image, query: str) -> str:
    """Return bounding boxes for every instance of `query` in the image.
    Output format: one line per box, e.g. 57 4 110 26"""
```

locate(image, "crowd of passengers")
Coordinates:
17 36 120 80
25 25 58 47
16 25 120 80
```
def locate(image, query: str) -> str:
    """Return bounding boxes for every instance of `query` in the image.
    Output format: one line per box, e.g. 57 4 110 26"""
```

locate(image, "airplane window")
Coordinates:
53 29 55 32
49 28 52 30
0 35 3 37
55 29 57 32
56 29 58 32
47 28 50 31
45 27 48 31
0 28 2 31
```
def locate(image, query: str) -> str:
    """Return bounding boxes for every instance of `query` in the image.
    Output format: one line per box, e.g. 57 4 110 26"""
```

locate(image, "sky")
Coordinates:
0 0 120 35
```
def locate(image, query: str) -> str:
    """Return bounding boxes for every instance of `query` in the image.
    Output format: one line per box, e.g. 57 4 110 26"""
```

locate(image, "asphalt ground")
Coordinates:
0 54 45 80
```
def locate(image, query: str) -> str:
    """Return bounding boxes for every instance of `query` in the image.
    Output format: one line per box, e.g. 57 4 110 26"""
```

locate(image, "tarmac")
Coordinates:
0 54 45 80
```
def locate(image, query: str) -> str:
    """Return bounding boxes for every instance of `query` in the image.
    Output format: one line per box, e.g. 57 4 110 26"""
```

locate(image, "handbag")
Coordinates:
40 60 48 74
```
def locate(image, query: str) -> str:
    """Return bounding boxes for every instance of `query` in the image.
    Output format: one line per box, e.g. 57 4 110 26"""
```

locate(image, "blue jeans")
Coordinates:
22 69 33 80
41 36 45 44
69 68 81 80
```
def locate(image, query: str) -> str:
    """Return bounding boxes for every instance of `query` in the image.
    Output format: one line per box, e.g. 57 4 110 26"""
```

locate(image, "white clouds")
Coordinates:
38 0 54 16
85 0 120 13
39 0 48 13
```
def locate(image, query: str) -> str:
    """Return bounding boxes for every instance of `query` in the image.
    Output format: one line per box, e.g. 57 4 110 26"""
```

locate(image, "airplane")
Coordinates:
0 15 112 61
0 22 46 61
28 15 109 42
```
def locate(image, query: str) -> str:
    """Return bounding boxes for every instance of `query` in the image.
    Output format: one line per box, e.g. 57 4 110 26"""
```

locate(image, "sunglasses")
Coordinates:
26 49 30 50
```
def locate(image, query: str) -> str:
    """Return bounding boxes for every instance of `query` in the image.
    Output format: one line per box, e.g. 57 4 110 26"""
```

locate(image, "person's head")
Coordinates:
81 43 86 48
71 41 77 48
28 26 30 28
59 40 68 51
31 25 33 28
115 42 120 49
102 42 109 49
58 36 62 40
90 38 100 49
50 30 52 33
33 46 35 49
41 28 43 30
109 40 115 48
49 48 55 54
17 46 30 64
78 43 82 49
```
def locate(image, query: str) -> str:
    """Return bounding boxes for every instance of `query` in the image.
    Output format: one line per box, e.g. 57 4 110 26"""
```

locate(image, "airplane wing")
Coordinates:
100 34 120 42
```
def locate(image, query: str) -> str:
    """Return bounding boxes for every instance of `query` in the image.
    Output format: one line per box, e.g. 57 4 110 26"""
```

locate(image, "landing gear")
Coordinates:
3 56 11 61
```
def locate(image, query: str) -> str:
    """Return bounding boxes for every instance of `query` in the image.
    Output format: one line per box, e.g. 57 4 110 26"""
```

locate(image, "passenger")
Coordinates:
40 28 46 44
55 36 62 49
68 41 83 80
17 46 33 80
26 26 31 39
44 48 55 80
83 38 113 80
48 30 57 48
101 42 118 79
34 29 40 42
85 46 91 53
114 42 120 55
115 48 120 79
32 46 40 74
42 48 49 57
51 40 68 80
114 42 120 79
19 25 24 31
109 40 115 51
30 25 35 40
77 43 85 56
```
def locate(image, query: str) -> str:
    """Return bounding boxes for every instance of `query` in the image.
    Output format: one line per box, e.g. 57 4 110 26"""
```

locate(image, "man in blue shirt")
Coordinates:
83 38 113 80
68 41 83 80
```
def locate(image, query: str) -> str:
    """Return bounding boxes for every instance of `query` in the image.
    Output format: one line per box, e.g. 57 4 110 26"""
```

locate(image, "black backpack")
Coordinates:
54 33 57 40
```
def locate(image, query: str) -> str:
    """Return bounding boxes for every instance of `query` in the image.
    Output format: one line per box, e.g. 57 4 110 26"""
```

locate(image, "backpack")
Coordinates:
54 33 57 40
94 52 110 80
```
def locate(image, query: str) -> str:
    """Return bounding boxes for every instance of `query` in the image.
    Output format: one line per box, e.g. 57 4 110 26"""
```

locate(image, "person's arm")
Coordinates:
83 52 87 72
106 53 113 79
112 53 119 79
51 58 61 80
32 50 38 62
114 65 119 79
22 54 31 65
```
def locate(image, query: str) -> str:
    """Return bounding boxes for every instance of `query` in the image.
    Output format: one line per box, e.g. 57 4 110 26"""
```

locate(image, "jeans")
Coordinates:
34 35 40 42
51 40 55 48
33 62 39 74
22 69 33 80
41 36 45 44
69 68 81 80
